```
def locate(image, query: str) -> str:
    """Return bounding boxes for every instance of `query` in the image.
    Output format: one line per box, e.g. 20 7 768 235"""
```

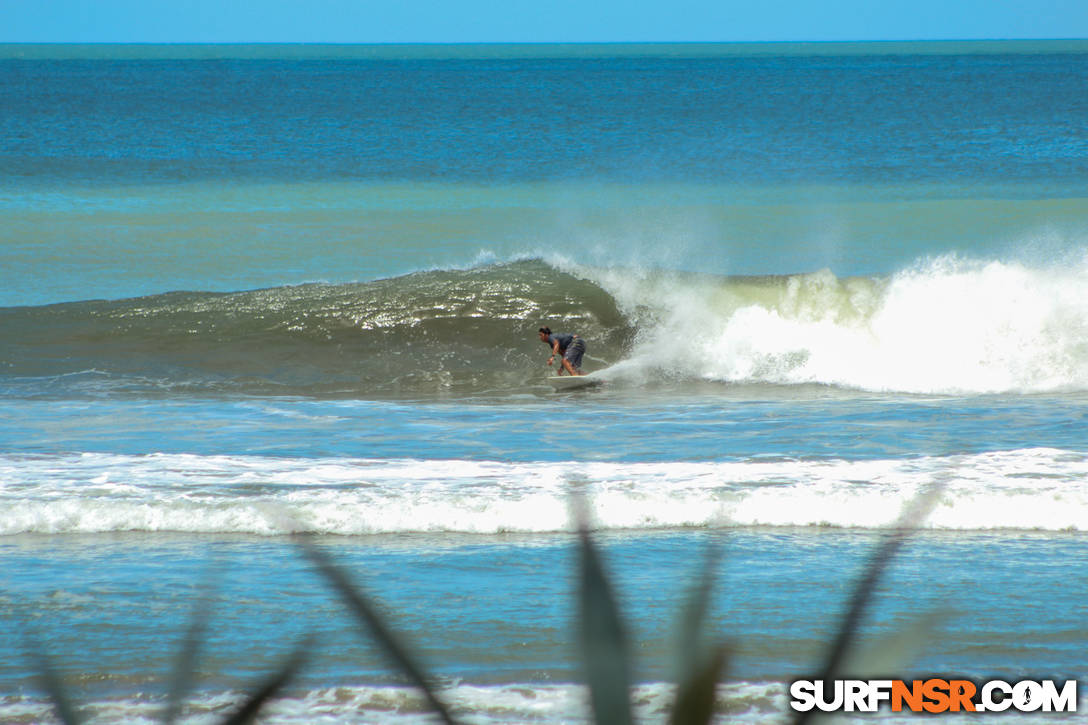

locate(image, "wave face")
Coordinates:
0 260 633 397
3 448 1087 535
3 254 1088 397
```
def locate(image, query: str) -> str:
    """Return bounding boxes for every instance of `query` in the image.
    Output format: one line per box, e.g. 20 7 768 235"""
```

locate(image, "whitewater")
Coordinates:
565 251 1088 394
4 448 1088 536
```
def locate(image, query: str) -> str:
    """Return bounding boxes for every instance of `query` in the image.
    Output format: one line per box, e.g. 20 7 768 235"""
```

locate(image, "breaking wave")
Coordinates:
3 253 1087 397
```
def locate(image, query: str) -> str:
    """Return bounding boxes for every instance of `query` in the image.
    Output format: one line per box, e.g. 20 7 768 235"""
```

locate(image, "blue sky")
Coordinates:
2 0 1087 43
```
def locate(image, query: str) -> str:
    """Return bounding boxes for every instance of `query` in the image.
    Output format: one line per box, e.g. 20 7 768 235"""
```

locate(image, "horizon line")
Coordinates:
3 37 1088 45
3 38 1087 60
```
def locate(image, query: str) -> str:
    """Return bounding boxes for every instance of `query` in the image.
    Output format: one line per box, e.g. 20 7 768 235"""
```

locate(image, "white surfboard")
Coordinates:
546 371 604 390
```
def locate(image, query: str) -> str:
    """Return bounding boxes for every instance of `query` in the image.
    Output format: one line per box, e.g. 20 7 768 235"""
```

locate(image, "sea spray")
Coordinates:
579 253 1088 394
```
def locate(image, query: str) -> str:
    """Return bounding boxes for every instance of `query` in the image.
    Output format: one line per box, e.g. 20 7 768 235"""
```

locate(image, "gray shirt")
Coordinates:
548 333 575 353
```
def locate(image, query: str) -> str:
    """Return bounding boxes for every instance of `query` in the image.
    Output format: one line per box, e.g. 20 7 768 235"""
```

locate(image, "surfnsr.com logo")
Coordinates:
789 679 1079 713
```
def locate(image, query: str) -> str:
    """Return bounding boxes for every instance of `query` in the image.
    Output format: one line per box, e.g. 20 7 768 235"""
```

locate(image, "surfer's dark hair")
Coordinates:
538 326 551 335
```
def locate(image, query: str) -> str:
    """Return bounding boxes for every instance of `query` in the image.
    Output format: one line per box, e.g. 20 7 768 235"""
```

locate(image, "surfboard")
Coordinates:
546 372 603 390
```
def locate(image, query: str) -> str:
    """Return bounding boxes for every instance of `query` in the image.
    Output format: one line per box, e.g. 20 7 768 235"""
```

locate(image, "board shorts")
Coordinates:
564 336 586 371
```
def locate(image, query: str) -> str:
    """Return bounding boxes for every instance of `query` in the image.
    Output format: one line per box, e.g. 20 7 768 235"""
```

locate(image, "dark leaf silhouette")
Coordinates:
577 523 634 725
299 536 457 724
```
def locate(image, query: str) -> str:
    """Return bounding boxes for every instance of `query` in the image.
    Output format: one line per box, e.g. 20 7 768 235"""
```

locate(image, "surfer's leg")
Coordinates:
564 338 586 375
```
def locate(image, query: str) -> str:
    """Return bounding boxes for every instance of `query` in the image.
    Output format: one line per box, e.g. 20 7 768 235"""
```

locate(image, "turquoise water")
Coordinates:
2 42 1088 722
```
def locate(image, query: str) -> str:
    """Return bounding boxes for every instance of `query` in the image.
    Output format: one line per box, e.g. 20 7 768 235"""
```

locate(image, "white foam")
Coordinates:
2 679 1079 724
2 449 1087 535
578 253 1088 394
0 681 788 724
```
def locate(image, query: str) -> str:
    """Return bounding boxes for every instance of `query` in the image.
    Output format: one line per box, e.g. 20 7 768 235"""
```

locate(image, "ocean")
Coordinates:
2 41 1088 723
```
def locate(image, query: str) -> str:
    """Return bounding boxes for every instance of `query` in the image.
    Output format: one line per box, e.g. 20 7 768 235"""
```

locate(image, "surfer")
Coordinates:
538 326 586 376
